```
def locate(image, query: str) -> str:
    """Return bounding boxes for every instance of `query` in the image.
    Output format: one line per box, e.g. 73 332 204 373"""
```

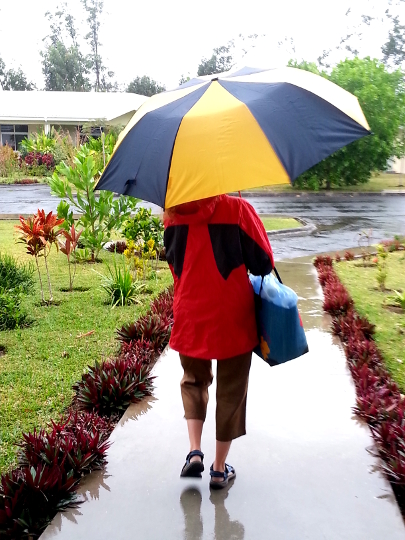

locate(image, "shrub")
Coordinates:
313 255 333 268
149 286 174 320
344 250 355 261
117 312 172 352
381 238 404 252
118 339 156 365
323 280 353 315
0 145 18 178
0 289 31 330
123 207 164 248
0 465 78 538
100 257 145 307
106 240 127 254
390 290 405 310
13 178 39 185
335 252 341 262
19 412 111 477
332 310 375 342
19 130 56 155
73 358 154 415
0 252 34 294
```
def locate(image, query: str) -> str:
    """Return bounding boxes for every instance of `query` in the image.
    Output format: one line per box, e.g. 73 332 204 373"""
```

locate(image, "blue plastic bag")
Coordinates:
249 272 309 366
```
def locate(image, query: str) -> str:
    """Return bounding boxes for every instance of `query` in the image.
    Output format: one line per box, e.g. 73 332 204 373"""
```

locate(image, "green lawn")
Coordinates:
247 172 405 193
335 252 405 390
260 217 301 230
0 221 172 473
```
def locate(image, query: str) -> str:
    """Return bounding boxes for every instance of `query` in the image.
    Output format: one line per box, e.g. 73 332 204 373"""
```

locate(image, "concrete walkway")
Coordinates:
41 260 405 540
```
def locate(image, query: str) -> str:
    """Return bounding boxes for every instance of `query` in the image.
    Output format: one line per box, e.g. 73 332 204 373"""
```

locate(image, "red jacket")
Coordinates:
164 195 274 360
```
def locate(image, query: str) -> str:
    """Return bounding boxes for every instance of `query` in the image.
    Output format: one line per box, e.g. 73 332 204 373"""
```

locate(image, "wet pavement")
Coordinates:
244 193 405 260
41 260 405 540
1 186 404 260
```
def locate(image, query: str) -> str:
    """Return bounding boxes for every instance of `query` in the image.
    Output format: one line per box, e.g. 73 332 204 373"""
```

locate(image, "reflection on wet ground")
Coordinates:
180 487 245 540
41 261 405 540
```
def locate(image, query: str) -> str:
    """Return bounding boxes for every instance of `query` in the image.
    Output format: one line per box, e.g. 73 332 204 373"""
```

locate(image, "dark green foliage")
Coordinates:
122 207 164 247
0 253 34 294
197 43 234 76
127 75 166 96
100 257 145 307
382 14 405 66
0 56 35 91
292 58 405 189
41 4 91 91
0 290 31 331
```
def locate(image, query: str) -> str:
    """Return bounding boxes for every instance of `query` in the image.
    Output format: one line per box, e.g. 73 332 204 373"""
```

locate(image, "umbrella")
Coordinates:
97 66 371 208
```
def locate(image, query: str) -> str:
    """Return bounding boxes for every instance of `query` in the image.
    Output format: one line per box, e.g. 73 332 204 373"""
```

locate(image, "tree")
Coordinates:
0 57 35 91
197 42 234 76
126 76 166 96
293 58 405 189
382 14 405 66
41 4 91 91
179 74 191 85
42 41 91 91
81 0 116 91
287 59 321 75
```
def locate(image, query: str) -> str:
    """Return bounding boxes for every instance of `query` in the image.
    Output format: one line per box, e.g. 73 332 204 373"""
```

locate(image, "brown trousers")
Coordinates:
179 352 252 442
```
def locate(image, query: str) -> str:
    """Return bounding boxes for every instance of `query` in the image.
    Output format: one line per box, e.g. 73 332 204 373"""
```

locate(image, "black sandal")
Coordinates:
209 463 236 489
180 450 205 477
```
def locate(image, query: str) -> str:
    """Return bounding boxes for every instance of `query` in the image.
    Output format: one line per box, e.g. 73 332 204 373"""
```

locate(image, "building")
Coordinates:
0 91 148 149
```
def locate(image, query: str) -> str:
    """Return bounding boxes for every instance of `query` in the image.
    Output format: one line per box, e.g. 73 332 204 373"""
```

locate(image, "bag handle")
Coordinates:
273 266 283 284
258 266 282 302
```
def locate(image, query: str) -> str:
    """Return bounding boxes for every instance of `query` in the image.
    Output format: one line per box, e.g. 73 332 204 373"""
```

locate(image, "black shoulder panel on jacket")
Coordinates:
239 229 273 276
164 225 189 279
208 224 244 280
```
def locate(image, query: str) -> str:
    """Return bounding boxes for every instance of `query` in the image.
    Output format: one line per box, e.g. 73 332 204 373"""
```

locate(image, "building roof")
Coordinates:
0 91 149 124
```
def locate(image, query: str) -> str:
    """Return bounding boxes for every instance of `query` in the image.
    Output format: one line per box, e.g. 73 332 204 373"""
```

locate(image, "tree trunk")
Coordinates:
35 255 45 303
43 252 53 302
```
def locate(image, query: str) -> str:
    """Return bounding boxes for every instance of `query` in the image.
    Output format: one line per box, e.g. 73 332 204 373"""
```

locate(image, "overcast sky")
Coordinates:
0 0 400 91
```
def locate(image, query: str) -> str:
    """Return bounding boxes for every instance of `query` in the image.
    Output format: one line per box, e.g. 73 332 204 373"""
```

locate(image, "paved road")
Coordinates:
1 186 404 260
244 193 405 260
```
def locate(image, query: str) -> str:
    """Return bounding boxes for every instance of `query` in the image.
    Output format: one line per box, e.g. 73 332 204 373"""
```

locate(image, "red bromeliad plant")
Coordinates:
18 412 111 477
59 224 83 291
116 313 172 353
73 357 155 416
0 465 78 538
344 250 355 261
118 339 156 365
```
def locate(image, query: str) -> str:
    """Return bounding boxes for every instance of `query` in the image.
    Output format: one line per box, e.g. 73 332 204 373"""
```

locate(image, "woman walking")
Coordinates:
164 194 274 489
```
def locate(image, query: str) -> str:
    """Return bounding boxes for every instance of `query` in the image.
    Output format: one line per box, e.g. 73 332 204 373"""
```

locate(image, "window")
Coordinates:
0 125 29 150
78 125 103 144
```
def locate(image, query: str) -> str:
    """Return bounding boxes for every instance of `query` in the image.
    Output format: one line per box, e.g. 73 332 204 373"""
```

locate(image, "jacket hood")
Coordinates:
165 196 220 226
